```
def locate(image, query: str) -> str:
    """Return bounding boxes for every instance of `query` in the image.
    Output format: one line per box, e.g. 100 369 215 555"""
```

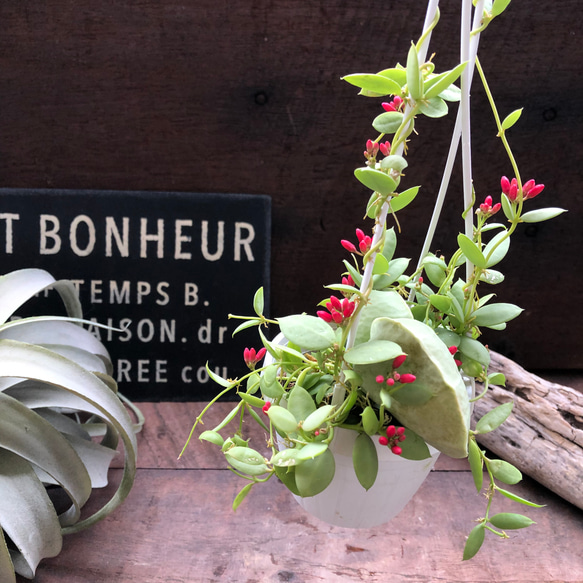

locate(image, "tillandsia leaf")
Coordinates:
418 96 448 118
496 487 545 508
521 207 567 223
423 62 468 100
0 449 63 579
354 167 398 196
489 459 522 485
463 523 486 561
398 428 431 460
468 438 484 492
0 340 138 534
353 433 378 490
344 340 403 365
484 231 510 267
342 73 402 96
303 405 335 433
475 402 514 434
0 269 82 326
406 42 423 100
501 108 523 131
389 186 420 213
0 391 91 526
288 385 316 422
459 337 490 367
471 303 523 327
294 448 335 497
457 234 487 269
489 512 535 530
277 314 336 351
253 287 264 316
372 111 405 134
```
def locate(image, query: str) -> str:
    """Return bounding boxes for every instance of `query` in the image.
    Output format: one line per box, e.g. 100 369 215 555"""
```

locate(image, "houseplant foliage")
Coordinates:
182 0 565 559
0 268 141 581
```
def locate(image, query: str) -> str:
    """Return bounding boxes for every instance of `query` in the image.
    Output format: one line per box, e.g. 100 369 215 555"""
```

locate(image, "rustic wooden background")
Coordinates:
0 0 581 371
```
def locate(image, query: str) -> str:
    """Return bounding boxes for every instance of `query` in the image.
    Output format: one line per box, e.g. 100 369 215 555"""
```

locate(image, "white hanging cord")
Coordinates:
411 0 485 290
333 0 441 407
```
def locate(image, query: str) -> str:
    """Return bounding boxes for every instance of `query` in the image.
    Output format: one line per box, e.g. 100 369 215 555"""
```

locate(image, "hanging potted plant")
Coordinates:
182 0 565 560
0 268 142 582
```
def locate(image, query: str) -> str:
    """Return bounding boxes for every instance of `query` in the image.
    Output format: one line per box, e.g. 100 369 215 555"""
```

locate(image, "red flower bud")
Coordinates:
331 310 343 324
501 176 511 195
341 239 357 253
376 375 385 384
396 426 406 436
386 425 396 438
399 373 416 384
262 402 271 415
525 183 545 199
355 228 365 243
317 310 333 323
379 436 389 446
382 102 396 112
392 354 407 369
391 445 402 455
379 141 391 156
508 182 518 201
386 378 395 386
448 346 458 355
329 295 342 311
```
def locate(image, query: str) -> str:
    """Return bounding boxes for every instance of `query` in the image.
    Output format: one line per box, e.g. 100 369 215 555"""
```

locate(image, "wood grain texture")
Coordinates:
23 402 583 583
474 351 583 510
0 1 581 369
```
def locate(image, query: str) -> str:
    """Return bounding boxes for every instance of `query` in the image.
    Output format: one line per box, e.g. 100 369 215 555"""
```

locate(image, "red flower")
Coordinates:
522 179 545 199
317 295 357 326
501 176 518 201
479 195 502 217
243 347 267 369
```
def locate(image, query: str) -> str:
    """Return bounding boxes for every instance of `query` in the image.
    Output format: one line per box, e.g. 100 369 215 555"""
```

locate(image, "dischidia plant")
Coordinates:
182 0 566 560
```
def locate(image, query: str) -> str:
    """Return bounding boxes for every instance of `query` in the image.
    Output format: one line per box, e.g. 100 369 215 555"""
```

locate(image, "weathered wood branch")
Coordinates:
472 351 583 510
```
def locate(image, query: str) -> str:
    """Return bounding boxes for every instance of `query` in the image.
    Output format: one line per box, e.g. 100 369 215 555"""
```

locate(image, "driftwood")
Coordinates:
472 351 583 510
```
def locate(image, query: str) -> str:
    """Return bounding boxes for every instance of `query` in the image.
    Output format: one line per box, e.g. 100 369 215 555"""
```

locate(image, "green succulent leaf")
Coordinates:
260 364 284 399
342 73 402 96
492 0 512 17
521 207 567 223
389 186 420 213
472 303 523 327
225 446 269 476
277 315 336 351
377 67 407 87
288 385 316 423
457 234 487 268
354 167 397 196
429 294 452 313
496 487 545 508
361 406 380 436
390 383 434 406
373 253 390 275
468 438 484 492
463 523 485 561
475 401 513 434
501 193 516 220
423 62 468 99
302 405 335 433
484 231 510 267
232 483 254 511
398 428 431 460
501 108 523 130
459 337 490 366
344 340 403 365
489 512 535 530
372 111 405 134
253 287 264 316
418 96 448 118
489 459 522 485
406 43 423 100
353 433 378 490
294 448 335 497
199 430 225 446
267 406 298 435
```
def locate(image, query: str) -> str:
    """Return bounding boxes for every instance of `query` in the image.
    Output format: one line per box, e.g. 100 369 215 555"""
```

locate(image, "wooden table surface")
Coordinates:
24 389 583 583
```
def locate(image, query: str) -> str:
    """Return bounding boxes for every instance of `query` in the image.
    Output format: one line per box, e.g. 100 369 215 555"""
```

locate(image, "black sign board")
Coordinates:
0 189 271 401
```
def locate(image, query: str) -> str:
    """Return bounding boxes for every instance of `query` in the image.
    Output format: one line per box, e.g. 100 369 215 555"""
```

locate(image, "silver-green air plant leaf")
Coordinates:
0 269 140 582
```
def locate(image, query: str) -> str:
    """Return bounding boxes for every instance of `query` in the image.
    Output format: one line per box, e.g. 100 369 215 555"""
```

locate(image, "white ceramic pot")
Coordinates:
289 426 440 528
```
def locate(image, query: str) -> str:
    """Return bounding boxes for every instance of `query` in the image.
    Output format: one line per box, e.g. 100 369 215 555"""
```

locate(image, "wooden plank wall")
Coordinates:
0 0 581 370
